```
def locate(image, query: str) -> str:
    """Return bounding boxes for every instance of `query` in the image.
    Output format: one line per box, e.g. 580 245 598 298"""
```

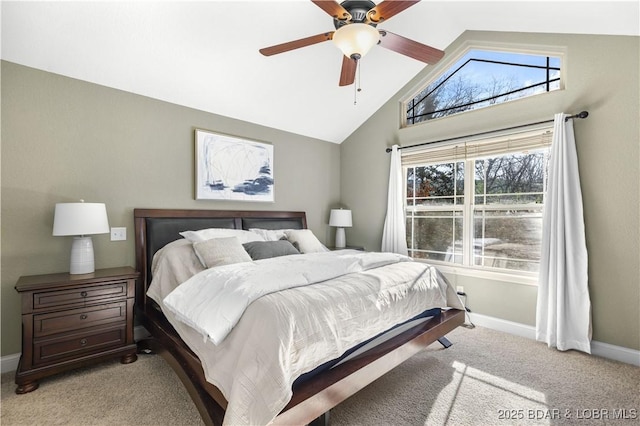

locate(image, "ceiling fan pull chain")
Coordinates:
353 60 358 105
354 81 357 105
354 59 363 105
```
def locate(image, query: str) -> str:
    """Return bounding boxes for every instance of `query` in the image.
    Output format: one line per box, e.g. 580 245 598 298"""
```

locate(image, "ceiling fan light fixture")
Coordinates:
332 23 380 59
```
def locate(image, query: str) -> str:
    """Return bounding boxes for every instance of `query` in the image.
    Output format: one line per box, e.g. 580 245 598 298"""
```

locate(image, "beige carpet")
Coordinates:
2 326 638 425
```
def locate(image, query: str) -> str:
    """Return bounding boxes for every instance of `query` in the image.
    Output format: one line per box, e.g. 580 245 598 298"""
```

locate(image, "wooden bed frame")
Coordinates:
133 208 465 425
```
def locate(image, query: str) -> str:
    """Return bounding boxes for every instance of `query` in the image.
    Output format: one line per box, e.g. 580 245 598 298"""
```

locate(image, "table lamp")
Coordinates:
329 209 352 249
53 200 110 274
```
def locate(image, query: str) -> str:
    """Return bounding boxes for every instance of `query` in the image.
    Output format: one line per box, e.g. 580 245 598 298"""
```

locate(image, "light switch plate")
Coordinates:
110 227 127 241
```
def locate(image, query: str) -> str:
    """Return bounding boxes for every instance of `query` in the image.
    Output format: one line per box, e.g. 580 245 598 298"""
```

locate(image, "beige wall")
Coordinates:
341 32 640 350
1 61 341 355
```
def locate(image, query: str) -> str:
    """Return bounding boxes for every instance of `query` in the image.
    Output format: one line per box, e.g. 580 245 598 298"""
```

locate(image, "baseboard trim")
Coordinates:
468 312 640 366
1 353 21 374
1 325 151 374
590 340 640 366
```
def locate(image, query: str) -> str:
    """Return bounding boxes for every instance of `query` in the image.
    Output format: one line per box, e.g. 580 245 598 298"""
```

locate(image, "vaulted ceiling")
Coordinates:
2 1 638 143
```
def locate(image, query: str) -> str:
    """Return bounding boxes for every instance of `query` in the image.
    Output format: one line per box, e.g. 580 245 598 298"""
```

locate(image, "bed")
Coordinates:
134 208 465 425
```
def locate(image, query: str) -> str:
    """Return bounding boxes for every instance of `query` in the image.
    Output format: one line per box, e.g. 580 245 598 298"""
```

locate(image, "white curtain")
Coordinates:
381 145 408 255
536 113 591 353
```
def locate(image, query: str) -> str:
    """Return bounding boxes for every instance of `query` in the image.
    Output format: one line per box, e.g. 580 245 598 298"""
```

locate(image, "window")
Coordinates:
405 49 562 126
404 129 551 274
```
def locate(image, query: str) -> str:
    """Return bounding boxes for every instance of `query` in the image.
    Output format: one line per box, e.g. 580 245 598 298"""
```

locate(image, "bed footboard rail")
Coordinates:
275 309 465 425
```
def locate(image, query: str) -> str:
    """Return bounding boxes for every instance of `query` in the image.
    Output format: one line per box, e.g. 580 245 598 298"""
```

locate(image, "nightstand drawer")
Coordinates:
33 325 126 366
33 281 128 310
33 301 127 337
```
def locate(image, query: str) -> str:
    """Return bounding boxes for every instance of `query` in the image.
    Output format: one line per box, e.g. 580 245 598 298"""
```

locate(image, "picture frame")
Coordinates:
194 129 274 202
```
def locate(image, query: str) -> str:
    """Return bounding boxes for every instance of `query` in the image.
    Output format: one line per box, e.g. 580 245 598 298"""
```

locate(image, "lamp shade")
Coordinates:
53 202 110 236
329 209 353 228
332 23 380 59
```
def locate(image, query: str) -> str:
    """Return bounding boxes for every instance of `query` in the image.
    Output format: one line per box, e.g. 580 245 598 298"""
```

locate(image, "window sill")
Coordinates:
414 259 539 286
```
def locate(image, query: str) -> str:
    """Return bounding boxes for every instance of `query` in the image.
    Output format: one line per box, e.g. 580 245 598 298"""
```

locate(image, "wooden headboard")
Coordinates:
133 208 307 309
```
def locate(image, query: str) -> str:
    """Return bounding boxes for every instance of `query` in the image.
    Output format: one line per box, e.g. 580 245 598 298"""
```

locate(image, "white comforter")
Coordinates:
149 247 463 425
163 250 410 345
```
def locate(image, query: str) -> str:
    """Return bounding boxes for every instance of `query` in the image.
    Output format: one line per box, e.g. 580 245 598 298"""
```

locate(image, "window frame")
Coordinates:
403 125 553 285
399 41 566 129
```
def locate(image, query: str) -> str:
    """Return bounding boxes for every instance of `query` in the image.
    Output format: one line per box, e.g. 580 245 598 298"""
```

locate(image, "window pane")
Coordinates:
406 167 415 198
406 211 463 263
474 153 546 205
473 209 542 272
409 163 464 201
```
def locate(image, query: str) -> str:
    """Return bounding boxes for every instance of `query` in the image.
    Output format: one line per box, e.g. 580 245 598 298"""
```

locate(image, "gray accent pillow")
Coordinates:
242 240 300 260
192 236 252 268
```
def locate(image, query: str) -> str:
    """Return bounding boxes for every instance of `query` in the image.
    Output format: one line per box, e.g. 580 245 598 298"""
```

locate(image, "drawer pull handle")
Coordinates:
80 314 88 320
80 291 88 297
80 339 88 346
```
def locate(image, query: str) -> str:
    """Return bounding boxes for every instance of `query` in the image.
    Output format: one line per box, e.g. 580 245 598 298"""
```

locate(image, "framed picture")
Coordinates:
195 129 274 202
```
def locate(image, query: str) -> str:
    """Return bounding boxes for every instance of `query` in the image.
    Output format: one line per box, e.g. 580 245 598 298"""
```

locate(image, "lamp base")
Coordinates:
335 227 346 249
69 236 95 275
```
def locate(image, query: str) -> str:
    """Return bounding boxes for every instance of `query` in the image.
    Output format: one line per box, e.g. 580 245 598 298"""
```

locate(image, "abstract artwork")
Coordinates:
195 129 274 202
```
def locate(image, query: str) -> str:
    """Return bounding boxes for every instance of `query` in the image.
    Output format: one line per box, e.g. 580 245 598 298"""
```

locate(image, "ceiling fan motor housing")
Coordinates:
333 0 378 29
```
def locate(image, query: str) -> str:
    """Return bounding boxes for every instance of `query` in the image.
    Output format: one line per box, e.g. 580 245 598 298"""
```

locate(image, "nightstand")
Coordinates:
14 266 139 394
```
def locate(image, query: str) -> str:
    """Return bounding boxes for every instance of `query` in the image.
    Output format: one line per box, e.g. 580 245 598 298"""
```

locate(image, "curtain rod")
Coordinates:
385 111 589 153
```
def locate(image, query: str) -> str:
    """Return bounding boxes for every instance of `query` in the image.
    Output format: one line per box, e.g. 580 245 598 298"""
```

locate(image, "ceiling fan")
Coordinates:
259 0 444 87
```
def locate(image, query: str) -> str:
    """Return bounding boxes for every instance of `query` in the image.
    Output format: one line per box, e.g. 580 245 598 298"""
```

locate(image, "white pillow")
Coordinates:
249 228 290 241
147 239 205 307
192 237 252 268
180 228 264 244
284 229 329 254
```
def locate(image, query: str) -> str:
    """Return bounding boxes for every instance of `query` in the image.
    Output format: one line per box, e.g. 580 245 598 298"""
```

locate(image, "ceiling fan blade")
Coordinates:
377 30 444 64
259 32 334 56
366 1 420 23
339 55 357 86
311 0 351 21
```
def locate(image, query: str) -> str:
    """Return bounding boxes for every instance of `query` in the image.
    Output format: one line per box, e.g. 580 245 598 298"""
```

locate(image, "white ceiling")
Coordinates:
2 1 638 143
